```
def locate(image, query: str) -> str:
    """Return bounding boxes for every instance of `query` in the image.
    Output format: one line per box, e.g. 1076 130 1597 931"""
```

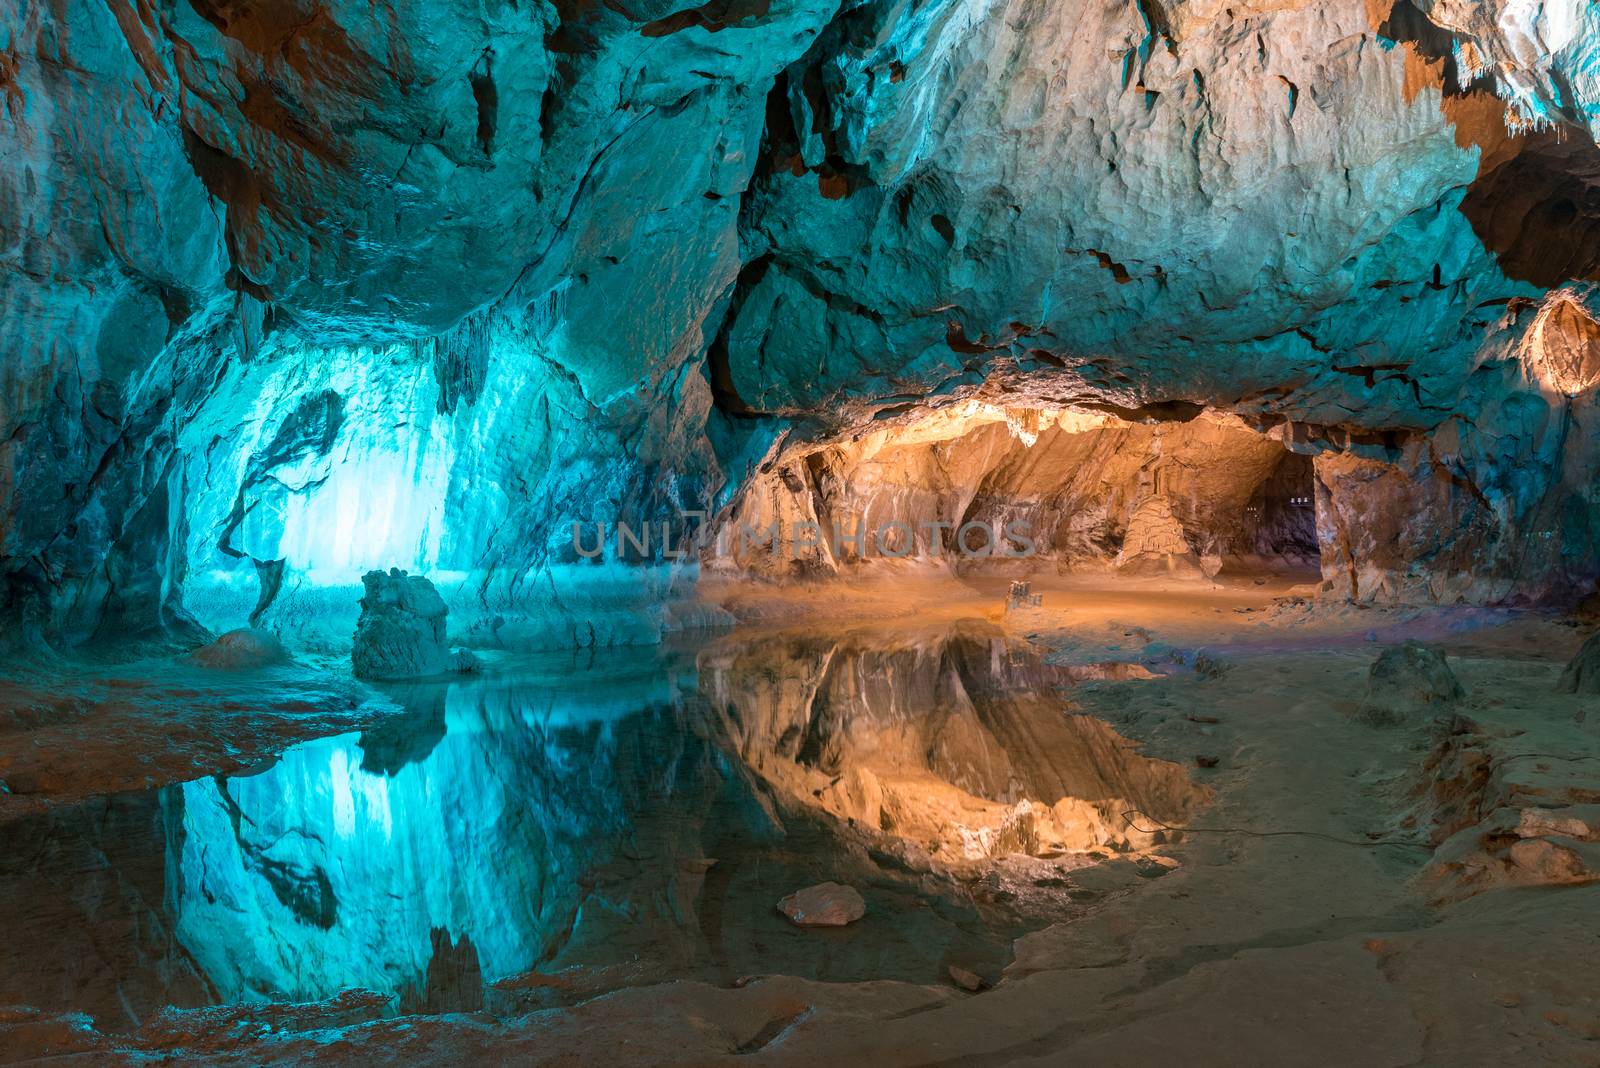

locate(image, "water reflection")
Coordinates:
174 650 720 1012
703 621 1206 864
0 622 1204 1030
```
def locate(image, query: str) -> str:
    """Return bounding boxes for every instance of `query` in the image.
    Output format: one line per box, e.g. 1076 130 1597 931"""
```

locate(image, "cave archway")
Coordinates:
713 404 1323 583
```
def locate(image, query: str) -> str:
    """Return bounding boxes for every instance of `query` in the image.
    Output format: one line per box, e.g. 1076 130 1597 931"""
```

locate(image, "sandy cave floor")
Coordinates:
3 575 1600 1064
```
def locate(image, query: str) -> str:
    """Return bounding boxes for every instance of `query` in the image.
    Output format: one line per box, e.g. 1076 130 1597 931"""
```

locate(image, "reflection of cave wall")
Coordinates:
0 793 210 1030
172 692 735 1006
716 406 1321 579
700 622 1208 861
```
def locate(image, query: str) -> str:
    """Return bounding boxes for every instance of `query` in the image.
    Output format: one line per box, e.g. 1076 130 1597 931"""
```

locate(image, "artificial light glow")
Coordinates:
1522 294 1600 397
269 420 456 574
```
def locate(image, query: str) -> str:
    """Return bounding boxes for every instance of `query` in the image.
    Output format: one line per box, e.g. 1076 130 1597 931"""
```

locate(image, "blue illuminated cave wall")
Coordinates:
176 306 759 650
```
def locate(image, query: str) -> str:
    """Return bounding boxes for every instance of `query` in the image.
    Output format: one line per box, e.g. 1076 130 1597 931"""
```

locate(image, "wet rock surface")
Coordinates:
351 570 478 680
7 602 1600 1064
3 622 1178 1036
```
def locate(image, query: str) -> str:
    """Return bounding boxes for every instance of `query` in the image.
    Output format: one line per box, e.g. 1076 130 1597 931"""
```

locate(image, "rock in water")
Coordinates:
776 882 865 928
1354 640 1464 727
1557 633 1600 694
352 569 479 681
187 628 291 669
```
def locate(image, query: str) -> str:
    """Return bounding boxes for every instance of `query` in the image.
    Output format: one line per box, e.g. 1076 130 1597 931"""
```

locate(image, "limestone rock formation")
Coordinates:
1354 641 1466 727
351 570 479 681
1117 496 1199 577
776 882 866 928
712 406 1317 580
1557 632 1600 693
1411 0 1600 141
1416 711 1600 901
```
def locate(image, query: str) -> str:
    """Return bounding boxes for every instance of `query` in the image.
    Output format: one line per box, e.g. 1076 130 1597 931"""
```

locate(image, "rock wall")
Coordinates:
1313 293 1600 604
11 0 1600 646
710 403 1319 578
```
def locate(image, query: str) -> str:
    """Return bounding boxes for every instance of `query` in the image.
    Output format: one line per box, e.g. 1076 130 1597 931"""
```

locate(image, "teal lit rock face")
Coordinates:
9 0 1600 644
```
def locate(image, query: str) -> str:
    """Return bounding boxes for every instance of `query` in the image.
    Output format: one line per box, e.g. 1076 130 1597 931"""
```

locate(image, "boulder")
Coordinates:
948 965 984 992
187 628 291 669
1353 641 1464 727
352 569 480 681
1557 632 1600 694
776 882 865 928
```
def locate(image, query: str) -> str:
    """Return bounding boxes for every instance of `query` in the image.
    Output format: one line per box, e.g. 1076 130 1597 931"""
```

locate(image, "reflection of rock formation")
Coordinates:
171 688 721 1007
166 635 1063 1010
701 623 1207 863
1 627 1205 1026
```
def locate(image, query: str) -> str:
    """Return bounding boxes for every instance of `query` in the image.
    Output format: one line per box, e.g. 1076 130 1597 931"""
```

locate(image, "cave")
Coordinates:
8 0 1600 1063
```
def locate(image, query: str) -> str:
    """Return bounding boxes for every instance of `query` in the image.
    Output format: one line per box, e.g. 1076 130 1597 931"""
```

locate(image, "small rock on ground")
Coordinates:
948 966 983 991
187 628 291 669
1353 640 1463 727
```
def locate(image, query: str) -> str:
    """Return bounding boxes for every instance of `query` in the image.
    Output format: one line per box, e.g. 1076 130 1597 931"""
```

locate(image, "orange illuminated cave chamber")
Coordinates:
719 406 1323 584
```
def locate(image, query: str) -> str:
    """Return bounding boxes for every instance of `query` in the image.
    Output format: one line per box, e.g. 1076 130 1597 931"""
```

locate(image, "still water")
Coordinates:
0 621 1202 1031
